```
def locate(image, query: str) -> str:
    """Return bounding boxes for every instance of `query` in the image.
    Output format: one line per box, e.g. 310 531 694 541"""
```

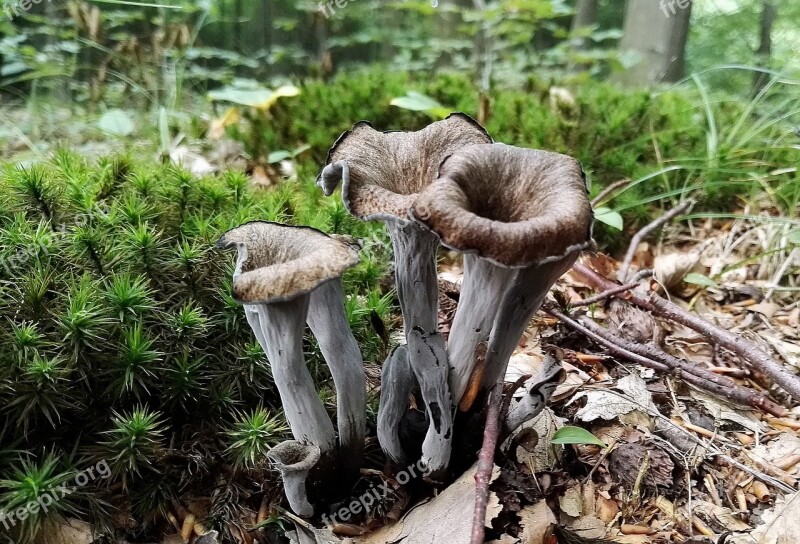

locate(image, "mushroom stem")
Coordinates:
447 254 513 406
377 345 414 465
388 221 453 473
250 297 337 455
306 278 366 482
268 441 321 517
479 257 577 394
505 354 564 433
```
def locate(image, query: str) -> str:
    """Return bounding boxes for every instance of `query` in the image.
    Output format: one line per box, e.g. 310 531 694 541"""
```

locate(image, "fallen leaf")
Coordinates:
511 407 566 472
691 390 763 433
354 463 501 544
570 374 657 423
518 500 556 544
750 491 800 543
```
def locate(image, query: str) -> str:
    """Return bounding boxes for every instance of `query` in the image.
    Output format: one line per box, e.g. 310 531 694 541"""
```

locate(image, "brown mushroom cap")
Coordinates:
216 221 360 304
411 143 593 268
317 113 491 221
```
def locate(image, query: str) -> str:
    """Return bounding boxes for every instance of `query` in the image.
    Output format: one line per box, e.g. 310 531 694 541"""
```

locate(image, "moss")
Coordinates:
0 153 390 541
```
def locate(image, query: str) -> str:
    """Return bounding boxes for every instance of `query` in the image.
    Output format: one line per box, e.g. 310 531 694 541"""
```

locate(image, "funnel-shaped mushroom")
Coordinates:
268 440 321 517
217 222 366 481
317 114 492 473
411 143 593 406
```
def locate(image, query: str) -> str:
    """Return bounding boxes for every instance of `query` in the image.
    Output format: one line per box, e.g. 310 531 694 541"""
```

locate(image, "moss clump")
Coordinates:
0 151 391 542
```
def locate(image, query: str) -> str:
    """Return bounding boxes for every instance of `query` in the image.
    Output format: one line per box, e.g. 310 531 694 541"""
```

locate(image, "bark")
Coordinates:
616 0 693 86
570 0 598 50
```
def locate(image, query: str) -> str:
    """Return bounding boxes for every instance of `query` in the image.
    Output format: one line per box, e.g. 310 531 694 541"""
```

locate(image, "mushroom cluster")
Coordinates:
217 115 593 517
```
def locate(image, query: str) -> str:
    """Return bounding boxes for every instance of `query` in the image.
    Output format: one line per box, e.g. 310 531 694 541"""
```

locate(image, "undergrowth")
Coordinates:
0 152 391 542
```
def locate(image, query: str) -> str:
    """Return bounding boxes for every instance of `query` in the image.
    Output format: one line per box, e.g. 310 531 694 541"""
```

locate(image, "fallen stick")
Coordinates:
471 382 503 544
571 273 651 307
573 261 800 402
617 199 695 282
544 307 787 417
576 315 787 417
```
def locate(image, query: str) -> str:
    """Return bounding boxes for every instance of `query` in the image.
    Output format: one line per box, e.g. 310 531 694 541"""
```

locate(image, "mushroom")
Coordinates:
267 441 321 517
216 221 365 480
377 345 415 465
410 143 593 407
317 114 492 472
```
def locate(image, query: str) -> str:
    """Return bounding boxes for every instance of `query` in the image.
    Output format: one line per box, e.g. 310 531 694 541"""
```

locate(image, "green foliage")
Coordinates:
0 153 390 541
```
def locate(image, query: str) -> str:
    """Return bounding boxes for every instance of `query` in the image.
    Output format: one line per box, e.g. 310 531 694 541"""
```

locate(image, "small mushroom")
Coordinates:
217 221 363 467
317 114 492 472
411 143 593 406
377 345 415 465
268 440 321 517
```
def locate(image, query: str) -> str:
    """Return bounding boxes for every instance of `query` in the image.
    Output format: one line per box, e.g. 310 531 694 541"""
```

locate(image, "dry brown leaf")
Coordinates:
518 501 556 544
511 407 565 472
354 463 501 544
653 251 700 290
570 374 657 424
691 390 763 433
748 491 800 544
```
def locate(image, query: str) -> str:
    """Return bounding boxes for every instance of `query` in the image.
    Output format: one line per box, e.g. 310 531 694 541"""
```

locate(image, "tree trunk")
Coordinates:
571 0 598 49
752 1 777 96
615 0 693 86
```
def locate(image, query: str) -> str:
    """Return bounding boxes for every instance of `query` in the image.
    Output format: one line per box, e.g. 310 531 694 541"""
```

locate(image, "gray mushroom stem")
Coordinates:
388 221 453 473
447 254 513 406
479 257 577 394
268 441 321 518
505 354 565 433
377 345 414 465
307 278 366 481
250 297 337 454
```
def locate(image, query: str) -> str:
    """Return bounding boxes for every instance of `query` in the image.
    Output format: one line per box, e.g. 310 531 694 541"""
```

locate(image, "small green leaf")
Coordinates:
684 273 718 288
390 92 450 119
267 150 292 164
593 207 623 231
98 109 135 136
551 426 606 447
788 229 800 245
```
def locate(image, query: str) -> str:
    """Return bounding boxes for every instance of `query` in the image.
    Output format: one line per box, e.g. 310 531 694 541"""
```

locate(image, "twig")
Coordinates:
471 381 502 544
571 273 651 307
617 199 696 282
576 315 787 417
590 178 632 207
544 306 787 417
574 261 800 401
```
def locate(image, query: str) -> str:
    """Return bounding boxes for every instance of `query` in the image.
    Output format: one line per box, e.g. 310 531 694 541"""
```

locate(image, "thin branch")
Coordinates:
471 381 503 544
574 261 800 402
576 315 787 417
571 273 652 307
591 178 632 207
617 199 696 282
